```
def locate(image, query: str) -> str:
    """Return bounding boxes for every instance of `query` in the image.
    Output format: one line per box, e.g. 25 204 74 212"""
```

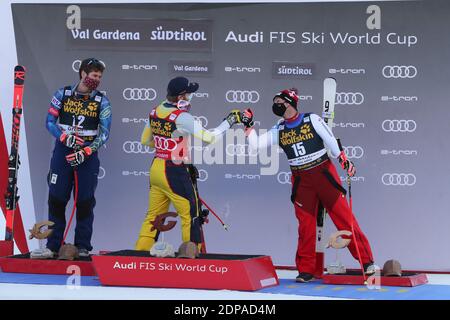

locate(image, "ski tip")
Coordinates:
14 65 26 73
324 77 336 82
14 65 26 85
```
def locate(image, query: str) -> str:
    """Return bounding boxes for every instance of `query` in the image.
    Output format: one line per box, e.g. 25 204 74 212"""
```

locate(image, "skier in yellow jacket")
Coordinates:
135 77 241 251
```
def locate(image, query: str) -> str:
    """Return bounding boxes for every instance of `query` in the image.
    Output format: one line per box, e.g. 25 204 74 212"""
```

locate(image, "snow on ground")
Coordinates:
1 270 450 300
0 270 346 300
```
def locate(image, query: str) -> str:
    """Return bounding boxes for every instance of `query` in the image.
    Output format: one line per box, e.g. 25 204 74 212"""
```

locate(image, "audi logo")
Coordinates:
123 88 157 101
198 169 208 182
72 59 106 72
225 144 257 157
335 92 364 105
381 173 416 186
98 166 106 180
382 120 417 133
343 146 364 159
382 65 417 79
154 136 177 151
277 171 292 185
193 116 208 128
123 141 155 154
225 90 260 103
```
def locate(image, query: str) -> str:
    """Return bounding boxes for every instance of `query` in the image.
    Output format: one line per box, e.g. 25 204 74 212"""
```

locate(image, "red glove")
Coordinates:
59 133 84 148
241 108 254 128
338 151 356 177
65 147 92 167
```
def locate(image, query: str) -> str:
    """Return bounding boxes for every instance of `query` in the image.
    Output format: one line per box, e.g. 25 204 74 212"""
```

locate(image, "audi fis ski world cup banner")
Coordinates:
11 1 450 270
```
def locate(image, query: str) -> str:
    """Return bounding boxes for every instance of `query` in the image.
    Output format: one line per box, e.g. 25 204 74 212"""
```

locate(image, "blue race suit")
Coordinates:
45 85 112 252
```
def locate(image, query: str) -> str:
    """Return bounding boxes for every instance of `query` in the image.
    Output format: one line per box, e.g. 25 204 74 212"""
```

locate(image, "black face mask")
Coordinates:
272 103 287 117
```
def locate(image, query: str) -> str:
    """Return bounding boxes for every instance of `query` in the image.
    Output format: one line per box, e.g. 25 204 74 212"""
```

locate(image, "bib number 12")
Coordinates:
72 115 85 128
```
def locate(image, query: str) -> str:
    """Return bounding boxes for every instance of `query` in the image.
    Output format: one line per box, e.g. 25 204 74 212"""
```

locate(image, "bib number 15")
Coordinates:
291 142 306 157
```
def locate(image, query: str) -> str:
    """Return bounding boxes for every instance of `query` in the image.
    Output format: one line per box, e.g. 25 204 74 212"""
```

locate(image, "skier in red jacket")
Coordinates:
241 88 375 282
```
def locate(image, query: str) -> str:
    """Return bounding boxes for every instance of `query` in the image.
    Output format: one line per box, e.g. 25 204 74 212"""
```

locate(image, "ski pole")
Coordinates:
61 126 80 247
338 138 366 283
346 175 367 284
198 197 229 231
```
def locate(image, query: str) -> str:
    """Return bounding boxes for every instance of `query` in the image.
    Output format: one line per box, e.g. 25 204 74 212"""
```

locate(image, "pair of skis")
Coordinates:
3 66 26 246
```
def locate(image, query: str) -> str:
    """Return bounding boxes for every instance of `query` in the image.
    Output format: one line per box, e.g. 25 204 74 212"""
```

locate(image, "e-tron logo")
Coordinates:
123 88 157 101
382 120 417 132
123 141 155 154
192 92 209 99
122 64 158 71
335 92 364 105
198 169 208 182
382 173 416 186
277 171 292 185
225 90 260 103
72 59 106 72
225 66 262 73
122 118 149 125
382 66 417 79
122 171 150 177
329 68 366 75
343 146 364 159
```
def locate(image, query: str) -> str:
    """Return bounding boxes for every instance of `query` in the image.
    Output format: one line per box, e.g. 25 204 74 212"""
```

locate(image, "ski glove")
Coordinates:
241 108 255 129
65 147 92 167
338 151 356 177
224 109 242 127
60 133 84 149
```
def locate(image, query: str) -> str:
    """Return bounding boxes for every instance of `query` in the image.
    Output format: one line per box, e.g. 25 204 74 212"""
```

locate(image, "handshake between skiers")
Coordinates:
235 107 356 178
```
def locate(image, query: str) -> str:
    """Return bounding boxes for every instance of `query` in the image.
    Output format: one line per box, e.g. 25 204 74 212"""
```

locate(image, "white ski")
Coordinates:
315 78 337 274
